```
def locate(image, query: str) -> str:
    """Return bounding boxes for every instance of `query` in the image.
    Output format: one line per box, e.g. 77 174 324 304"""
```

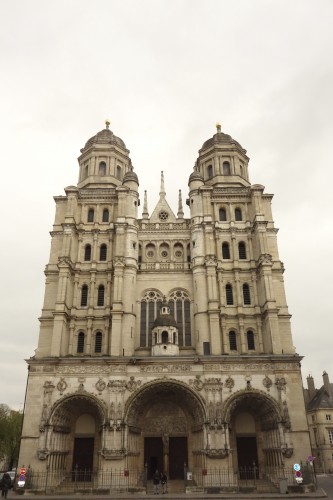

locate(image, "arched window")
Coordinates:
226 284 233 305
116 165 122 179
235 208 242 221
238 242 247 260
140 290 191 348
99 161 106 176
223 161 231 175
247 330 255 350
229 331 237 351
84 165 88 178
243 283 251 305
88 208 94 223
102 208 109 222
81 285 88 306
219 208 227 221
77 332 85 353
95 331 102 353
97 285 105 306
207 165 213 178
100 244 107 261
222 242 230 259
162 331 168 344
84 244 91 261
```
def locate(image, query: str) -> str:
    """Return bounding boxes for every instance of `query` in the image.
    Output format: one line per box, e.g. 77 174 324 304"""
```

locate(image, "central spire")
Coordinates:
159 171 166 197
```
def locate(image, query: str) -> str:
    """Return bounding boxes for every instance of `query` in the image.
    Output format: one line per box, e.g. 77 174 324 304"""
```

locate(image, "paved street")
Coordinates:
317 475 333 499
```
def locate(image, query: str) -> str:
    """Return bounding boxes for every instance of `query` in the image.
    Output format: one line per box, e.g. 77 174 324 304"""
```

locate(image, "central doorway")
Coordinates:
72 437 94 481
169 437 187 479
236 436 259 478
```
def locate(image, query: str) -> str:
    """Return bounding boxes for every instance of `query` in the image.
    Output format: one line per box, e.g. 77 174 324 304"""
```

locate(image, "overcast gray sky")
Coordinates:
1 0 332 409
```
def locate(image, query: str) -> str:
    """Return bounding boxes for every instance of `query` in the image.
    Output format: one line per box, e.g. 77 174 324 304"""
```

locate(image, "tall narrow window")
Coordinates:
222 242 230 259
100 244 107 261
203 342 211 355
207 165 213 178
226 284 233 305
77 332 85 353
81 285 88 306
243 283 251 305
84 244 91 261
223 161 231 175
99 161 106 176
97 285 105 306
247 330 255 350
235 208 242 221
238 242 247 259
88 208 94 223
219 208 227 221
229 331 237 351
116 165 122 179
95 331 102 353
102 208 109 222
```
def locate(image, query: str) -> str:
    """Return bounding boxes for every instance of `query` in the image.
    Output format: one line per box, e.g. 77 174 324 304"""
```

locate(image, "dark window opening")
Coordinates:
77 332 85 353
219 208 227 221
226 284 233 305
235 208 242 221
222 242 230 259
203 341 211 355
229 331 237 351
100 244 107 261
81 285 88 306
243 283 251 305
207 165 213 178
238 242 247 259
247 330 255 350
88 208 94 223
95 331 102 353
162 331 168 344
84 244 91 261
102 208 109 222
97 285 105 306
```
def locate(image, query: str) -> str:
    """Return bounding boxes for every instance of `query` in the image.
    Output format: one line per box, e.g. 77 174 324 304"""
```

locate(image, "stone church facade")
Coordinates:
19 122 311 480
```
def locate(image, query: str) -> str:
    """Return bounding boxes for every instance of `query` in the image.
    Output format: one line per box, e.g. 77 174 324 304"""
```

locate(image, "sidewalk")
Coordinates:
9 488 328 499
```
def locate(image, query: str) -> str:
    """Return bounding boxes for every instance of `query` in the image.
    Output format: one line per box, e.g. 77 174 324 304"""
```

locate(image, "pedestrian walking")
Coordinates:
0 473 11 499
161 471 168 494
153 469 161 494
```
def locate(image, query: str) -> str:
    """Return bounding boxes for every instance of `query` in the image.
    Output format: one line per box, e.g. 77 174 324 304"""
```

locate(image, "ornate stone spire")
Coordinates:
159 171 166 197
142 190 149 220
177 189 184 219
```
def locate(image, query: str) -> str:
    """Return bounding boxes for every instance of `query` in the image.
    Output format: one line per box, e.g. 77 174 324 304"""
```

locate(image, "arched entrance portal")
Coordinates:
125 380 206 479
224 390 284 472
47 393 106 474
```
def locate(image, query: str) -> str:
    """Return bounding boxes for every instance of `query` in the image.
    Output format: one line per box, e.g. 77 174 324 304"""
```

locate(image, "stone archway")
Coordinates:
223 390 284 470
42 392 107 473
125 379 206 478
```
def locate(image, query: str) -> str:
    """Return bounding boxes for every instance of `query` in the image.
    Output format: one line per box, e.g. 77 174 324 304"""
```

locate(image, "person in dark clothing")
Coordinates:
161 472 168 494
0 473 12 499
153 469 161 495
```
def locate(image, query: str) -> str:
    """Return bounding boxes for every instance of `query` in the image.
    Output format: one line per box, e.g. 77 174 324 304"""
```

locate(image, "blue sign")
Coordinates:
293 463 301 471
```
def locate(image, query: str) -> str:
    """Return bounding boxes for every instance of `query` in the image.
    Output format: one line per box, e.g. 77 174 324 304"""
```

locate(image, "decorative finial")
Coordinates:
216 122 221 133
105 119 110 129
142 190 149 219
177 189 184 219
159 171 166 197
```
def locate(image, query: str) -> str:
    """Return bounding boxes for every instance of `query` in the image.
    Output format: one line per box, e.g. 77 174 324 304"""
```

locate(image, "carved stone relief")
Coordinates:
95 378 106 392
57 378 68 393
262 376 273 391
126 376 142 392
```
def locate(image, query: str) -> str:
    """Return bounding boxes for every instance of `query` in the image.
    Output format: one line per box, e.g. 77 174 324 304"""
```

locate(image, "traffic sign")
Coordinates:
293 463 300 471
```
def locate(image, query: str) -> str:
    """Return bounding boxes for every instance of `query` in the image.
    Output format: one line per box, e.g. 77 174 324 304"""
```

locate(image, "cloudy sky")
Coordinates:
1 0 332 409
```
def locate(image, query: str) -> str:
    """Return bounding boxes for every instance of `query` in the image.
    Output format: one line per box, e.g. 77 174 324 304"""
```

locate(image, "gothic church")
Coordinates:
19 122 311 482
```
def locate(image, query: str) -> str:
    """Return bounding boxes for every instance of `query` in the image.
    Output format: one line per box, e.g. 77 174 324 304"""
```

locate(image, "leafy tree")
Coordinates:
0 403 23 470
